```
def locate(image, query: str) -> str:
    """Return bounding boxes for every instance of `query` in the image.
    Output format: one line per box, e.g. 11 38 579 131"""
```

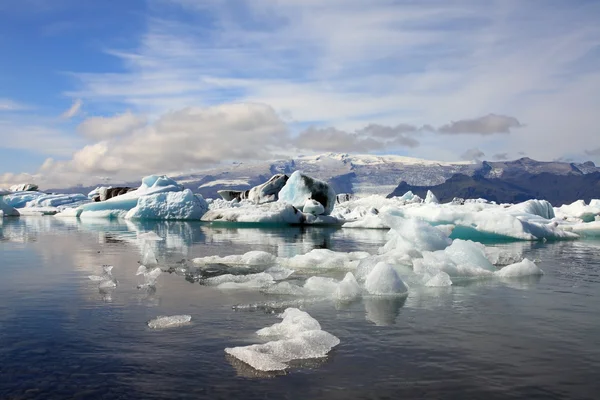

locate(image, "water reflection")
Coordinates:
364 295 407 326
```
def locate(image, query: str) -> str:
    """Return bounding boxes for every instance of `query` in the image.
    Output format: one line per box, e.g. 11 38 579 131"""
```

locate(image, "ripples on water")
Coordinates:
1 218 599 399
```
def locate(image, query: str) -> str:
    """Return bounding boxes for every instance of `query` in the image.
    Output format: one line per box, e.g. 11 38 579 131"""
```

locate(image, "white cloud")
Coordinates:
61 98 83 119
33 103 289 186
0 98 28 111
77 111 147 140
438 114 523 135
460 148 486 161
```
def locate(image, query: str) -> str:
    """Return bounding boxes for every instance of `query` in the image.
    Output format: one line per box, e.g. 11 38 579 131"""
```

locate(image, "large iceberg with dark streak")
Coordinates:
76 175 187 218
278 171 336 215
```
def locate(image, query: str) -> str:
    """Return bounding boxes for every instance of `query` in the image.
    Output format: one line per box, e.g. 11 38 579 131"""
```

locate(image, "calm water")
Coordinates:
1 217 599 399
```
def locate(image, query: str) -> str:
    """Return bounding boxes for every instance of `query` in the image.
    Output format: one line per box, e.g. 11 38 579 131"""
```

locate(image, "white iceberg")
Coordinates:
125 189 208 220
224 308 340 372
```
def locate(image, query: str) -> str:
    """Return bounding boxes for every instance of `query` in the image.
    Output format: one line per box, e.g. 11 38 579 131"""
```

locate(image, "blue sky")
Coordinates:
1 0 599 188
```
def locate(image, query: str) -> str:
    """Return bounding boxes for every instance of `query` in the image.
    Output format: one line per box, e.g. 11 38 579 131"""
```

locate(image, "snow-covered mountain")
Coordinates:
171 153 478 199
45 153 600 200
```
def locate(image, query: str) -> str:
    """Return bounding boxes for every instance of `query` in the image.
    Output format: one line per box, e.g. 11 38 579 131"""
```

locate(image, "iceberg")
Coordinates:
424 190 440 204
555 200 600 222
25 193 89 208
0 194 19 217
9 183 38 192
218 174 289 204
278 171 336 215
75 175 208 220
125 189 208 220
224 308 340 372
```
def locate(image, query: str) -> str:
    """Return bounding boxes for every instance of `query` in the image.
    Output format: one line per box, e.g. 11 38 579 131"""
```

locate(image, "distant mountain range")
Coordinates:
388 158 600 205
48 153 600 206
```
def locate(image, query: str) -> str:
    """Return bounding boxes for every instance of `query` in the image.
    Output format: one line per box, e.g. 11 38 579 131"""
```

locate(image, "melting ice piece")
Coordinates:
206 272 275 289
88 265 117 285
364 262 408 296
425 271 453 287
148 315 192 329
495 258 544 278
136 265 162 288
225 308 340 372
192 251 277 266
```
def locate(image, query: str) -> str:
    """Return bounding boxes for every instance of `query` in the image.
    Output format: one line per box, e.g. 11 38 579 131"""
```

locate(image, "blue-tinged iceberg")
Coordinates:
0 192 19 217
125 189 208 220
73 175 208 220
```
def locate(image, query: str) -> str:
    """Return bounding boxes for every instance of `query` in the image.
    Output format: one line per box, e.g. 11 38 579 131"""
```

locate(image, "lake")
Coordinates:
1 217 599 399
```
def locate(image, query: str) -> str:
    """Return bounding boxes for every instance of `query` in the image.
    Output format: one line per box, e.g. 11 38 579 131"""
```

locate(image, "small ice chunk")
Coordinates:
225 308 340 372
495 258 544 278
335 272 361 301
136 265 162 288
264 266 294 280
257 308 321 337
364 262 409 296
425 271 453 287
444 239 495 271
148 315 192 329
424 190 439 204
206 272 275 289
193 251 277 266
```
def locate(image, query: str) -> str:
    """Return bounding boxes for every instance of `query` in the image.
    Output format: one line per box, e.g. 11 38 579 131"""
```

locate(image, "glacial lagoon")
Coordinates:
1 217 599 399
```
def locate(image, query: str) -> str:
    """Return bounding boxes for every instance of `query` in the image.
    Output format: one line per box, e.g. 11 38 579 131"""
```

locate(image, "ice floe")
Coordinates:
494 258 544 278
224 308 340 372
148 315 192 329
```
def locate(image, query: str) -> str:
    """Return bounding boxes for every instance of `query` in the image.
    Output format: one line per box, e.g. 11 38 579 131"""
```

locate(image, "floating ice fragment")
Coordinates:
364 262 409 296
495 258 543 278
136 265 162 289
425 271 453 287
334 272 361 301
148 315 192 329
225 308 340 372
193 251 277 266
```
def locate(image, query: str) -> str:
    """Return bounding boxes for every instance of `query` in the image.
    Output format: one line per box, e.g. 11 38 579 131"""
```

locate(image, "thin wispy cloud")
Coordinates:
0 99 29 111
60 98 83 119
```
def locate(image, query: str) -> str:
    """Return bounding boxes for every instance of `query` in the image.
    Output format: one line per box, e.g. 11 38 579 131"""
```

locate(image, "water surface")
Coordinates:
1 218 599 399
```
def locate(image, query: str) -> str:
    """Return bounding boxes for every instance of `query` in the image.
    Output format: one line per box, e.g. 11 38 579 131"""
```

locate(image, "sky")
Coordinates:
1 0 599 188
